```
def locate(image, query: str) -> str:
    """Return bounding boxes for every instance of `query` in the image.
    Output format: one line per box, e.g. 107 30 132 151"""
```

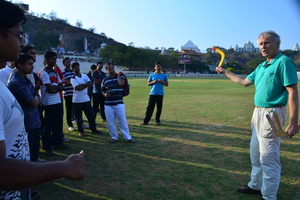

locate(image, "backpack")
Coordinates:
119 71 130 96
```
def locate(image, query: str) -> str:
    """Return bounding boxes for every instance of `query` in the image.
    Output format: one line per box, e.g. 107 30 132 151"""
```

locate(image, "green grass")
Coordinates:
35 78 300 200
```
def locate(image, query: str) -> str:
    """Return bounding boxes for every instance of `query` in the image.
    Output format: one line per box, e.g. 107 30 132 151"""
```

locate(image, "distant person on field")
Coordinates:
92 61 107 122
70 62 103 136
0 1 85 199
101 63 136 143
216 30 299 200
141 62 168 125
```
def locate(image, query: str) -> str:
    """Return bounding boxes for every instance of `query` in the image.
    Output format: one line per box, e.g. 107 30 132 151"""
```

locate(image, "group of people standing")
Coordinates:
1 46 170 161
2 1 299 200
0 1 169 199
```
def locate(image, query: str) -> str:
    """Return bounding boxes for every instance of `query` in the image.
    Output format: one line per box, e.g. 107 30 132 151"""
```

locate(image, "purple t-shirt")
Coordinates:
8 72 41 132
91 70 106 93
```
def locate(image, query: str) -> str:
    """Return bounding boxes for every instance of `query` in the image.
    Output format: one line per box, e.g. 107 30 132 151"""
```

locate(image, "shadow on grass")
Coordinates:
36 115 300 200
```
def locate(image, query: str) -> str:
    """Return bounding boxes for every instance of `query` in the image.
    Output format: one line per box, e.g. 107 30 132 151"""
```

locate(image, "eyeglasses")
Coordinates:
0 28 26 42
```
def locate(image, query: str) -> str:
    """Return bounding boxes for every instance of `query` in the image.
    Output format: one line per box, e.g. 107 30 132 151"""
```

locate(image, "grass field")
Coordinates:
35 78 300 200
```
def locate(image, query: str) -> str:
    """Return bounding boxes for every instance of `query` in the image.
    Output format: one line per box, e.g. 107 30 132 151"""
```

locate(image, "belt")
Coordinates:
255 105 284 109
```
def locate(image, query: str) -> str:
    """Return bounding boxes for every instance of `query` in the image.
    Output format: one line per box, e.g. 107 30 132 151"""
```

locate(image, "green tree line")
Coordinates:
100 45 209 72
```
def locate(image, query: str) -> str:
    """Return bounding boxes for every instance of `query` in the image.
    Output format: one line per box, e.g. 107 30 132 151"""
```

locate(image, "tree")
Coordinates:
40 13 46 18
75 39 84 52
295 60 300 71
88 27 96 33
48 10 57 21
76 20 83 29
227 48 235 53
33 26 59 51
282 49 297 58
168 47 175 52
244 57 265 73
226 67 234 72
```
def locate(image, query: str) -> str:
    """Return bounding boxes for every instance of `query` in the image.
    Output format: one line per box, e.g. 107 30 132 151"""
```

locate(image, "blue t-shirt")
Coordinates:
148 72 168 95
247 53 298 107
8 72 41 132
101 74 125 106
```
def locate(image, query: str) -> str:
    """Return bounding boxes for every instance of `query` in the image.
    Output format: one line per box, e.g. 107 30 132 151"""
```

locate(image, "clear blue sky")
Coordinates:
14 0 300 52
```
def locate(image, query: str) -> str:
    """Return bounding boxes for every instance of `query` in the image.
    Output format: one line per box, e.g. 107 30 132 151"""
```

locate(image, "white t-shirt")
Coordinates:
0 65 13 85
0 81 30 199
40 70 62 106
71 73 91 103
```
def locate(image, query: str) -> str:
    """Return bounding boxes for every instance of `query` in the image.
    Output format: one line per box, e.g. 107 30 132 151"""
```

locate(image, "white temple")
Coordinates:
161 48 169 55
234 41 260 53
100 43 107 49
293 43 299 51
181 40 201 53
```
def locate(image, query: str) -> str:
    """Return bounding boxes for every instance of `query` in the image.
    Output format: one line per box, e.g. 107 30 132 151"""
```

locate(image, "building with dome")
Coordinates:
234 41 260 53
293 43 299 51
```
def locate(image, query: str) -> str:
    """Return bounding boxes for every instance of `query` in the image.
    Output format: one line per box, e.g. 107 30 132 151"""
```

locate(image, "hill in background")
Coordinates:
23 14 125 54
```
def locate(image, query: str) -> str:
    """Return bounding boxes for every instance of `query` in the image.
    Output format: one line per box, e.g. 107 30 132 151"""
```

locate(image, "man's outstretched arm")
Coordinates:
0 141 85 191
216 67 253 87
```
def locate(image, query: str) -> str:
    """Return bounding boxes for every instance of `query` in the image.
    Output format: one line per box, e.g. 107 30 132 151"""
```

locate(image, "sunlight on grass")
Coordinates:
281 139 300 145
160 137 248 153
35 78 300 200
54 183 113 200
114 150 250 176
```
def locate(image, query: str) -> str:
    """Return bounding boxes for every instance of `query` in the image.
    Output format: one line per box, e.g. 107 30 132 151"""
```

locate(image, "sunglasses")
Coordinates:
0 28 26 42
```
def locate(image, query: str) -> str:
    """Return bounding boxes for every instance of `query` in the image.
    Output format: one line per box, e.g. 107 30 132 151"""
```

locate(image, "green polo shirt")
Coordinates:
247 53 298 108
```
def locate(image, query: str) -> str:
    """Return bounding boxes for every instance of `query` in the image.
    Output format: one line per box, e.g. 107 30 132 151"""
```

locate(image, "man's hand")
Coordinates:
64 150 85 180
285 124 299 138
215 66 226 74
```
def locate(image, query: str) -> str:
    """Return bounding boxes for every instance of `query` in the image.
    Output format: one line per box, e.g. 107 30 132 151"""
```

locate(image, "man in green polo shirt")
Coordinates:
216 31 298 200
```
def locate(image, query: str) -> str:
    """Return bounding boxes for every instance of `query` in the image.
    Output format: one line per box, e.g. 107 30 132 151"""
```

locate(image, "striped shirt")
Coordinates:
101 74 124 106
38 67 62 106
62 68 74 96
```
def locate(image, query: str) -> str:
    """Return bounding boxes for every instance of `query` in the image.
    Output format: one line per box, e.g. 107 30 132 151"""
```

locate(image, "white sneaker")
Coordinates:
82 124 89 129
62 137 70 143
68 126 75 131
